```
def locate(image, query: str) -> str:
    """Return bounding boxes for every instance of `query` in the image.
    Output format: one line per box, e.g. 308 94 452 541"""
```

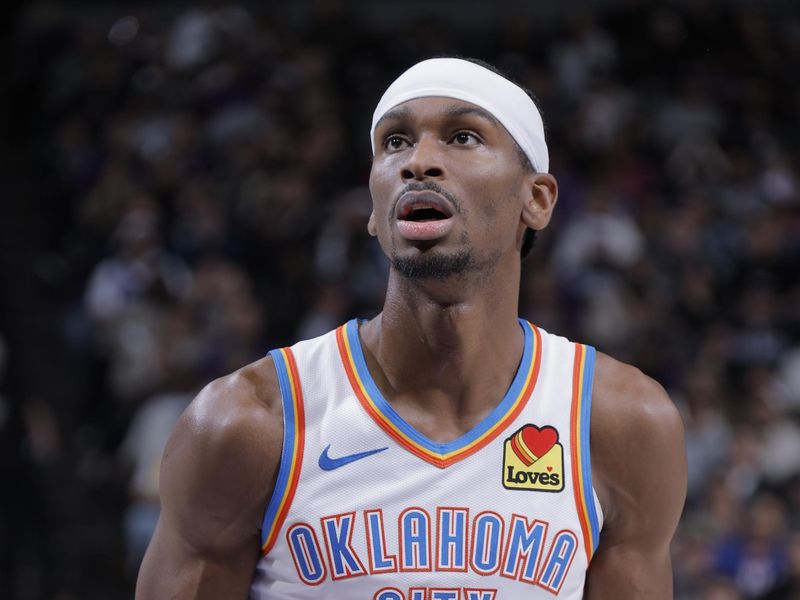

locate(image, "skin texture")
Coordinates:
136 96 687 599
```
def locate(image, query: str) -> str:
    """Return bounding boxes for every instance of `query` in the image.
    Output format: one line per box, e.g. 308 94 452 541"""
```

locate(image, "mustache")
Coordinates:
392 182 462 215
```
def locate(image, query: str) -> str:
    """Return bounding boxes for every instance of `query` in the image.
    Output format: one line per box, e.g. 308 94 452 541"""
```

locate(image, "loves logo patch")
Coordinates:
503 424 565 492
510 425 558 465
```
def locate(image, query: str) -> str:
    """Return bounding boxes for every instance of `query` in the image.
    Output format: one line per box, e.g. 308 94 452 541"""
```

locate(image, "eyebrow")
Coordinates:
442 105 501 127
374 102 501 132
374 106 411 131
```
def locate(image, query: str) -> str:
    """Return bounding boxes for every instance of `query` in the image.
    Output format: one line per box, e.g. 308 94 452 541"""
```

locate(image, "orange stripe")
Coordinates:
337 323 542 469
262 348 305 554
515 431 540 463
570 344 593 562
511 433 537 466
336 327 438 464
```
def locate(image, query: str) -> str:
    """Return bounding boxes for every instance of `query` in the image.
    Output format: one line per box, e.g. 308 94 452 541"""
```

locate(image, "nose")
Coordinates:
401 134 444 181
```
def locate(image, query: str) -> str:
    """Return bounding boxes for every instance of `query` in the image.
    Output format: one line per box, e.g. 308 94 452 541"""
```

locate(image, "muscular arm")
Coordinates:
136 357 282 599
585 353 687 599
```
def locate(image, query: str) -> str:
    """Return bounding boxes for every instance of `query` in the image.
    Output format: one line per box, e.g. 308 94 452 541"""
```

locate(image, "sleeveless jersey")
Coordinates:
250 319 602 599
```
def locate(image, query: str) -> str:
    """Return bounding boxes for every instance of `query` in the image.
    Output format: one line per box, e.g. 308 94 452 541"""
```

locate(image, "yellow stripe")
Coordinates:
573 347 595 554
341 331 416 447
343 323 535 461
262 349 301 551
513 432 538 464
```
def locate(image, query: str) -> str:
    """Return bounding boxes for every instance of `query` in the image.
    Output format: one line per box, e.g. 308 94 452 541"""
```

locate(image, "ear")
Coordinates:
367 211 377 236
521 173 558 231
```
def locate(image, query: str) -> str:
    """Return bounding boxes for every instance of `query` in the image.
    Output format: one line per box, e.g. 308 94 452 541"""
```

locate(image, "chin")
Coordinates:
390 248 474 281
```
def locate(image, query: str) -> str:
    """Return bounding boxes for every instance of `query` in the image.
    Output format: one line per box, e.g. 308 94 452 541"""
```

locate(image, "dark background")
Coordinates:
2 0 800 598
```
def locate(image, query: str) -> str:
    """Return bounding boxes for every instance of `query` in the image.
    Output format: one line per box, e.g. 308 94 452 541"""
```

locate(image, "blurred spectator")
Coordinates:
680 366 732 501
766 530 800 598
549 10 618 100
711 493 790 598
183 257 266 374
85 201 191 402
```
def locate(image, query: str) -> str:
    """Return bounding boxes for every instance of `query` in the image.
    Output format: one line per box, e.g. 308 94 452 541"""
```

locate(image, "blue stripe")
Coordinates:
260 349 297 548
579 345 600 553
345 318 533 456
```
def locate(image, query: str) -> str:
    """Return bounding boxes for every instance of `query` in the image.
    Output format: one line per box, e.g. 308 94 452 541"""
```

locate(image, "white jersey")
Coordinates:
250 319 602 599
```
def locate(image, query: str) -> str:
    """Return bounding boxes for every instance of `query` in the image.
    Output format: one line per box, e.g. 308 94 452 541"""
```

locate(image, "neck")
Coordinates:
359 260 525 440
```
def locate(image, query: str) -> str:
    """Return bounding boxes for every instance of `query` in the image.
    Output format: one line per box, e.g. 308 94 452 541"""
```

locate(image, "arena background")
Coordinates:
2 0 800 598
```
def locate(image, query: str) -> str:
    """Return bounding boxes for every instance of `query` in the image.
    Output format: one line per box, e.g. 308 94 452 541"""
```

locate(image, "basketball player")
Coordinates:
137 58 687 599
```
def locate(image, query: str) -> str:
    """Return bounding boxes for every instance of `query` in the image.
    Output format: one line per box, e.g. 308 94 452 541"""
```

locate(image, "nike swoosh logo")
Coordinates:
318 444 388 471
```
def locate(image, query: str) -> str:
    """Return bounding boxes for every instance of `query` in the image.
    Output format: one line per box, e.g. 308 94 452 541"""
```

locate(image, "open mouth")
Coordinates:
403 206 451 222
394 190 456 241
396 191 455 222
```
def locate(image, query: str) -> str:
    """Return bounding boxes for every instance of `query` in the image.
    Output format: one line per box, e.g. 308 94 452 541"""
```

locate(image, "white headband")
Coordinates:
370 58 549 173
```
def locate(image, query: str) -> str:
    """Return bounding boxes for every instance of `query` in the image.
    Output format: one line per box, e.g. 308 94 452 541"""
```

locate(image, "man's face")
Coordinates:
368 97 538 280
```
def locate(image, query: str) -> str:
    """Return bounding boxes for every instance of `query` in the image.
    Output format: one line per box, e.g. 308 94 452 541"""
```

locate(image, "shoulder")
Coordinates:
179 354 282 448
590 351 687 529
583 352 687 598
158 354 284 556
174 355 283 474
591 352 683 442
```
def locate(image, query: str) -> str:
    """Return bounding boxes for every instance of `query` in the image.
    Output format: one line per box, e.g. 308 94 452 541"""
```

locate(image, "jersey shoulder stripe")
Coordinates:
569 343 600 561
260 347 306 553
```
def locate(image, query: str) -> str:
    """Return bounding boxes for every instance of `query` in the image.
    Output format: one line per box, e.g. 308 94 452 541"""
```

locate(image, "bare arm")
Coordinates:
136 357 283 599
585 353 687 599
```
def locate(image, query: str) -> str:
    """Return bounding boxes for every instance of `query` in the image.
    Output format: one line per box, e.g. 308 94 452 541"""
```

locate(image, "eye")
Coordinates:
451 131 480 146
384 134 410 151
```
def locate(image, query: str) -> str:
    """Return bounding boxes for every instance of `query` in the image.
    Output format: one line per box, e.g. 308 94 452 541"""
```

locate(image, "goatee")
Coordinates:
391 249 474 280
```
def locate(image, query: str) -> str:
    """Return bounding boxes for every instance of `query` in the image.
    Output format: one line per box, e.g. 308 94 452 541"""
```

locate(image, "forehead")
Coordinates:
374 97 504 133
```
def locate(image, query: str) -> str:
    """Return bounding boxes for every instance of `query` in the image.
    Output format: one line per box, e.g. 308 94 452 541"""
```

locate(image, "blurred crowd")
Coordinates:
2 0 800 598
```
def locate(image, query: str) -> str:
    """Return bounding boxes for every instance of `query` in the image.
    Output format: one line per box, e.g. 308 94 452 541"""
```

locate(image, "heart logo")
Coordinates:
510 425 559 466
